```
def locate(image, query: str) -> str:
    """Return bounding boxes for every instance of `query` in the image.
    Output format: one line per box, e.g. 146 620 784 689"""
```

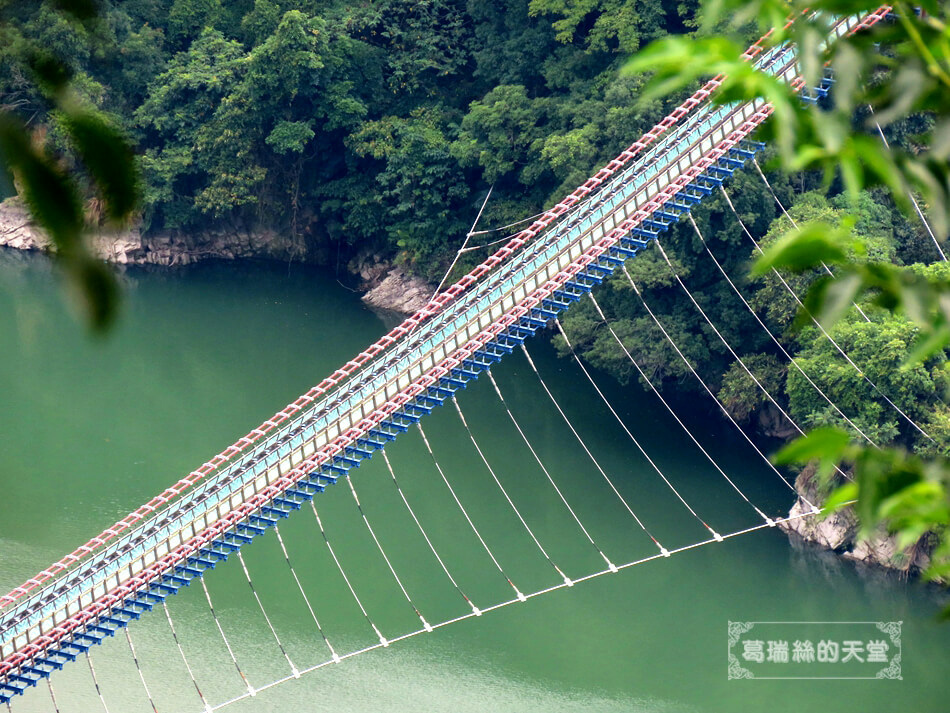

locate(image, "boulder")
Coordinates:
362 265 432 314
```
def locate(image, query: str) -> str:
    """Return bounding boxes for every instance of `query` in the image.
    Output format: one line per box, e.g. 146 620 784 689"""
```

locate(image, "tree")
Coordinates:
452 84 544 183
346 0 474 97
135 28 246 230
528 0 668 54
348 108 471 277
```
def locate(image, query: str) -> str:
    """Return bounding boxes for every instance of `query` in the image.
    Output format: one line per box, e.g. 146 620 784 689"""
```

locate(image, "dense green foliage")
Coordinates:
0 0 697 279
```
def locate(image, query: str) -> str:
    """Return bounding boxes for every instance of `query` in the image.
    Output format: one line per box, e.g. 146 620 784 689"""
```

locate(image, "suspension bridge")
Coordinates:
2 5 928 710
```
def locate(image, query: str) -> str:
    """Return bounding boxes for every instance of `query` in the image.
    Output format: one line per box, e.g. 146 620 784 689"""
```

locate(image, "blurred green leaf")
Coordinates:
773 426 852 480
68 257 119 332
906 325 950 366
824 482 860 512
63 110 139 222
0 115 83 252
27 50 73 95
812 271 863 330
751 221 849 275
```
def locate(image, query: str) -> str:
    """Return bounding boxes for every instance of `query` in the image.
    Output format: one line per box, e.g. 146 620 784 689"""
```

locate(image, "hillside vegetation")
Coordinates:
1 0 946 460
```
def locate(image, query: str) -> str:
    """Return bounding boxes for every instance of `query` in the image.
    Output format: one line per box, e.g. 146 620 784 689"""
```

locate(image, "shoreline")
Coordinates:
0 197 432 314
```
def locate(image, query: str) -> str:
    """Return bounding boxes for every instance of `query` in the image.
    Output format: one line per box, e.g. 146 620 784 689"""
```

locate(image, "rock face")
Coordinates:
361 265 432 314
757 403 799 440
783 495 859 551
1 197 429 314
0 197 303 267
0 198 39 251
780 465 935 577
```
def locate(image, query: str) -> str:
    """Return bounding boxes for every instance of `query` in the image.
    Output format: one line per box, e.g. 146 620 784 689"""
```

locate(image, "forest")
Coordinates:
1 0 947 462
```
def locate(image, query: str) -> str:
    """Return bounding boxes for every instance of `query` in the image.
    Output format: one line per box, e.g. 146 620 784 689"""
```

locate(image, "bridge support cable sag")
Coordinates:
85 652 110 713
459 230 528 254
720 185 939 439
235 550 299 678
272 525 339 663
124 628 158 713
414 424 526 601
554 317 720 541
688 214 877 446
203 503 829 712
380 449 482 616
162 601 212 713
344 476 433 632
309 501 389 648
585 291 781 519
867 105 947 262
199 577 254 697
452 396 574 586
654 233 855 484
751 157 874 323
519 343 665 550
486 370 617 571
619 266 816 510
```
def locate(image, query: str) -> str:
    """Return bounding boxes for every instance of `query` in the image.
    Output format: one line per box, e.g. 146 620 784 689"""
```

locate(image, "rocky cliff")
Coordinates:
780 464 937 577
0 197 303 266
0 197 431 313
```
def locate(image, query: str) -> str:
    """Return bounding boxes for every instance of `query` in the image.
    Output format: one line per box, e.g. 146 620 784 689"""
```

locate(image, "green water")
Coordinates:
1 250 948 713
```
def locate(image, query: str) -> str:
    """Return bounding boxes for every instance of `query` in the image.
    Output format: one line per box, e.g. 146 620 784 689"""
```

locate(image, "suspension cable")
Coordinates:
272 524 339 663
199 577 254 697
867 105 947 261
235 550 299 678
380 448 481 615
690 213 877 445
586 291 780 517
721 185 938 440
519 343 665 549
656 231 855 485
751 157 872 323
46 678 60 713
657 234 799 433
415 423 526 601
452 396 574 586
309 501 389 648
486 369 617 571
345 476 433 632
430 185 494 303
619 266 814 508
124 628 158 713
459 231 527 254
85 651 111 713
205 502 830 713
467 209 549 237
162 601 212 713
554 317 721 538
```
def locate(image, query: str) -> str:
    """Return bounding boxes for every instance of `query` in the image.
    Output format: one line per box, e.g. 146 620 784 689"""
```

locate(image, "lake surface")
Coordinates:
1 250 948 713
